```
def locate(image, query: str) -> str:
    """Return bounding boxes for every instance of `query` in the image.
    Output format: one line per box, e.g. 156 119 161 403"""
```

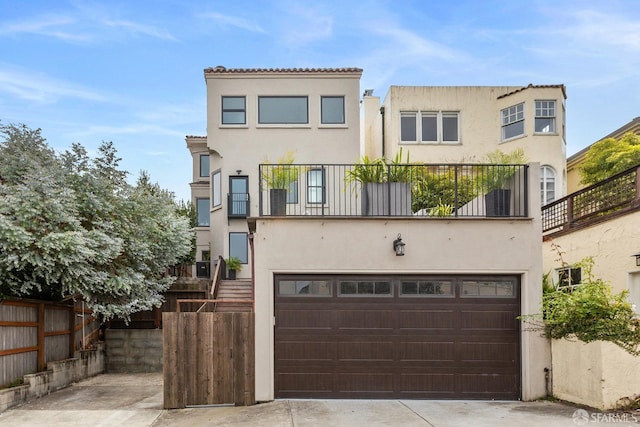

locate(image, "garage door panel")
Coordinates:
336 309 394 330
458 342 519 362
277 309 333 329
398 341 455 362
337 341 394 361
460 310 520 330
278 373 333 393
459 373 520 395
338 373 393 392
398 310 455 329
276 341 336 361
400 373 457 393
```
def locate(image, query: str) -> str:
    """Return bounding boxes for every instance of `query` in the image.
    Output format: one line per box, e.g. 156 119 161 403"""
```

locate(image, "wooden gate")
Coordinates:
163 312 254 408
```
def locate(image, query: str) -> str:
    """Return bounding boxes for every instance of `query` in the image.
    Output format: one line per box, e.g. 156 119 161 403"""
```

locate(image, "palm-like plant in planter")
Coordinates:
482 148 527 217
261 152 299 216
225 256 242 280
345 148 413 215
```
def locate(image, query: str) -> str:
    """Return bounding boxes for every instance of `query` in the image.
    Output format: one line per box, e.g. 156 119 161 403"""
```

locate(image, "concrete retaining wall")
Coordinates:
0 342 105 413
106 329 162 373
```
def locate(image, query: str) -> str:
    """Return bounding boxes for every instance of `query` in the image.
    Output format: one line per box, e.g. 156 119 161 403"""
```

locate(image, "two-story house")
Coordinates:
187 67 565 403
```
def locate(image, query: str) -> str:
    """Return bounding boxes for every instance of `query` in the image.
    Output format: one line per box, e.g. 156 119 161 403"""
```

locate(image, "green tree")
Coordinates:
579 132 640 186
0 123 194 321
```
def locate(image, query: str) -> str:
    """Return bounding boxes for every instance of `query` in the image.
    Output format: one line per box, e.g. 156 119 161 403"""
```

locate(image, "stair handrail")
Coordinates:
210 255 224 299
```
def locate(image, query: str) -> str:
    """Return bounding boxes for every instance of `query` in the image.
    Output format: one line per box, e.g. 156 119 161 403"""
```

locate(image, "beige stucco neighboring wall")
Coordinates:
251 166 547 402
552 339 640 409
543 213 640 409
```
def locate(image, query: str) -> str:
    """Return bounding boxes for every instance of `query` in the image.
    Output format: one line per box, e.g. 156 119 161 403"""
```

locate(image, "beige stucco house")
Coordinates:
186 67 573 402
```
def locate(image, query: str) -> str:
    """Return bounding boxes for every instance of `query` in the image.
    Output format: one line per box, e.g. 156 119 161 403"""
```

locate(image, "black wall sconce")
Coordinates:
393 233 405 256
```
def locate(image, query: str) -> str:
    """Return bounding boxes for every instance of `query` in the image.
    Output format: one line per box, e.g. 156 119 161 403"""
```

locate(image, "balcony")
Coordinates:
228 193 250 218
542 164 640 235
259 163 529 218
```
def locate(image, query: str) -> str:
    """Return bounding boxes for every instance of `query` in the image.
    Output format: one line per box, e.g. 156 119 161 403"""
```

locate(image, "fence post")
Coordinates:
69 303 76 356
565 196 574 230
37 303 45 371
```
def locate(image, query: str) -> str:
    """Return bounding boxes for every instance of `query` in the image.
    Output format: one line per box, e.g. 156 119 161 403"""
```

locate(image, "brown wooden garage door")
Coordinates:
274 275 520 400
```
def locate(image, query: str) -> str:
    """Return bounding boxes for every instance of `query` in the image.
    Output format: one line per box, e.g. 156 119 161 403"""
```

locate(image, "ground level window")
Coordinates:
339 281 391 296
557 267 581 288
462 280 516 297
278 280 331 296
401 280 453 296
229 232 248 264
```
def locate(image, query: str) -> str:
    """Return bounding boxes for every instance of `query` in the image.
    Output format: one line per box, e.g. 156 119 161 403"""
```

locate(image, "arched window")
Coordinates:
540 166 556 206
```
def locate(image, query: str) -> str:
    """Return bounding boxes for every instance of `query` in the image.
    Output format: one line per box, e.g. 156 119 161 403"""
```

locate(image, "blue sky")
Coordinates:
1 0 639 201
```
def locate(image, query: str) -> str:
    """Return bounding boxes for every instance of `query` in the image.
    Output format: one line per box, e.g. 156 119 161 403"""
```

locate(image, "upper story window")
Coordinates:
401 111 459 144
258 96 308 124
321 96 345 124
221 96 246 125
501 103 524 141
211 170 221 208
196 198 210 227
540 165 556 206
535 100 556 133
199 154 210 177
229 176 249 218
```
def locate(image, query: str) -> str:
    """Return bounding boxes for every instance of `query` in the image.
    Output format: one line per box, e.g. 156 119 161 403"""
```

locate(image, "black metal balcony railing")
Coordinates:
542 165 640 234
259 163 529 218
228 193 250 218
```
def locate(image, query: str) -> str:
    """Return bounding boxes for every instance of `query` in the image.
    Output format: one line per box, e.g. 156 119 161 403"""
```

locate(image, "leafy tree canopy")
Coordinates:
579 132 640 186
0 123 194 321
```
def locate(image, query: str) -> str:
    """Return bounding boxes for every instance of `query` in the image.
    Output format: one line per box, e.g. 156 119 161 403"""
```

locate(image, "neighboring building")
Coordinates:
566 116 640 193
186 67 562 402
541 162 640 409
363 84 568 206
186 135 211 277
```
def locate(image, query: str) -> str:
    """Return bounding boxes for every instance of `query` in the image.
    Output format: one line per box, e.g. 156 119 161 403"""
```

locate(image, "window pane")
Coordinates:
229 232 248 263
230 176 248 216
286 180 298 204
196 198 210 226
374 281 391 294
199 155 210 177
222 96 246 124
358 282 374 294
340 281 357 294
321 96 345 124
258 96 308 124
421 114 437 142
307 169 325 204
442 114 458 142
462 280 515 297
503 121 524 140
535 118 555 133
401 282 418 294
212 171 221 207
401 114 417 141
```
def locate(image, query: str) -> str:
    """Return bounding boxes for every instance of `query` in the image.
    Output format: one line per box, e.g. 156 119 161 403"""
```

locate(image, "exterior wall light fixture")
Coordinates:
393 233 405 256
633 252 640 266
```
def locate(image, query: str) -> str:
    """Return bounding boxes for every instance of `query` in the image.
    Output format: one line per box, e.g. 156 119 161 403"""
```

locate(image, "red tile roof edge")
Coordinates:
497 83 567 100
204 66 363 74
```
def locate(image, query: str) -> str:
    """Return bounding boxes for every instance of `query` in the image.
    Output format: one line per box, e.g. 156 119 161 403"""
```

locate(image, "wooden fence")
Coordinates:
0 298 99 387
163 312 255 408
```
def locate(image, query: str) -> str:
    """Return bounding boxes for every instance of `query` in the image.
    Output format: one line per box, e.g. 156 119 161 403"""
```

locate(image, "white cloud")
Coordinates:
0 14 91 41
0 65 107 103
104 19 177 41
200 12 266 33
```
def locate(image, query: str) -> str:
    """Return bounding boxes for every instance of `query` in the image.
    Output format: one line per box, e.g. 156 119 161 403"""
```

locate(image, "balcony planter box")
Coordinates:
269 189 287 216
485 188 511 217
362 182 412 216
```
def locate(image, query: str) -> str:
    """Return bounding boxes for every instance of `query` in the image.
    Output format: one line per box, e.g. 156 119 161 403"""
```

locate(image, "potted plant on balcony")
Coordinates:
345 148 412 215
482 148 526 217
225 256 242 280
261 152 299 216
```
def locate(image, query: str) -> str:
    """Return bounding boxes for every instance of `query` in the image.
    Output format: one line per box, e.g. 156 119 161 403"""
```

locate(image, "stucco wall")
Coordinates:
552 339 640 409
252 165 546 402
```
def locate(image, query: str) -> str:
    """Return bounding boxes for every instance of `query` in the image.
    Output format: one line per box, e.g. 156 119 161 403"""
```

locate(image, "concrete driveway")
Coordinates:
0 373 637 426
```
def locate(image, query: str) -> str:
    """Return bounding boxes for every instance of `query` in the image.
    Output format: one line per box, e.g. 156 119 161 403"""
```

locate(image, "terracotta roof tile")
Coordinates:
204 66 363 74
185 135 206 139
497 83 566 100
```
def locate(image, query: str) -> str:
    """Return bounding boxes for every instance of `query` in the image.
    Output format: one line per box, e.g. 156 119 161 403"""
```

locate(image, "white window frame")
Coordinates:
535 100 556 134
501 103 525 141
557 266 582 289
540 165 556 206
211 170 221 208
400 111 460 144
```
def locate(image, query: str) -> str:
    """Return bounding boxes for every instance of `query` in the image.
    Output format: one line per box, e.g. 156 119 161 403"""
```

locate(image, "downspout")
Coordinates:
248 220 256 313
380 106 385 157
